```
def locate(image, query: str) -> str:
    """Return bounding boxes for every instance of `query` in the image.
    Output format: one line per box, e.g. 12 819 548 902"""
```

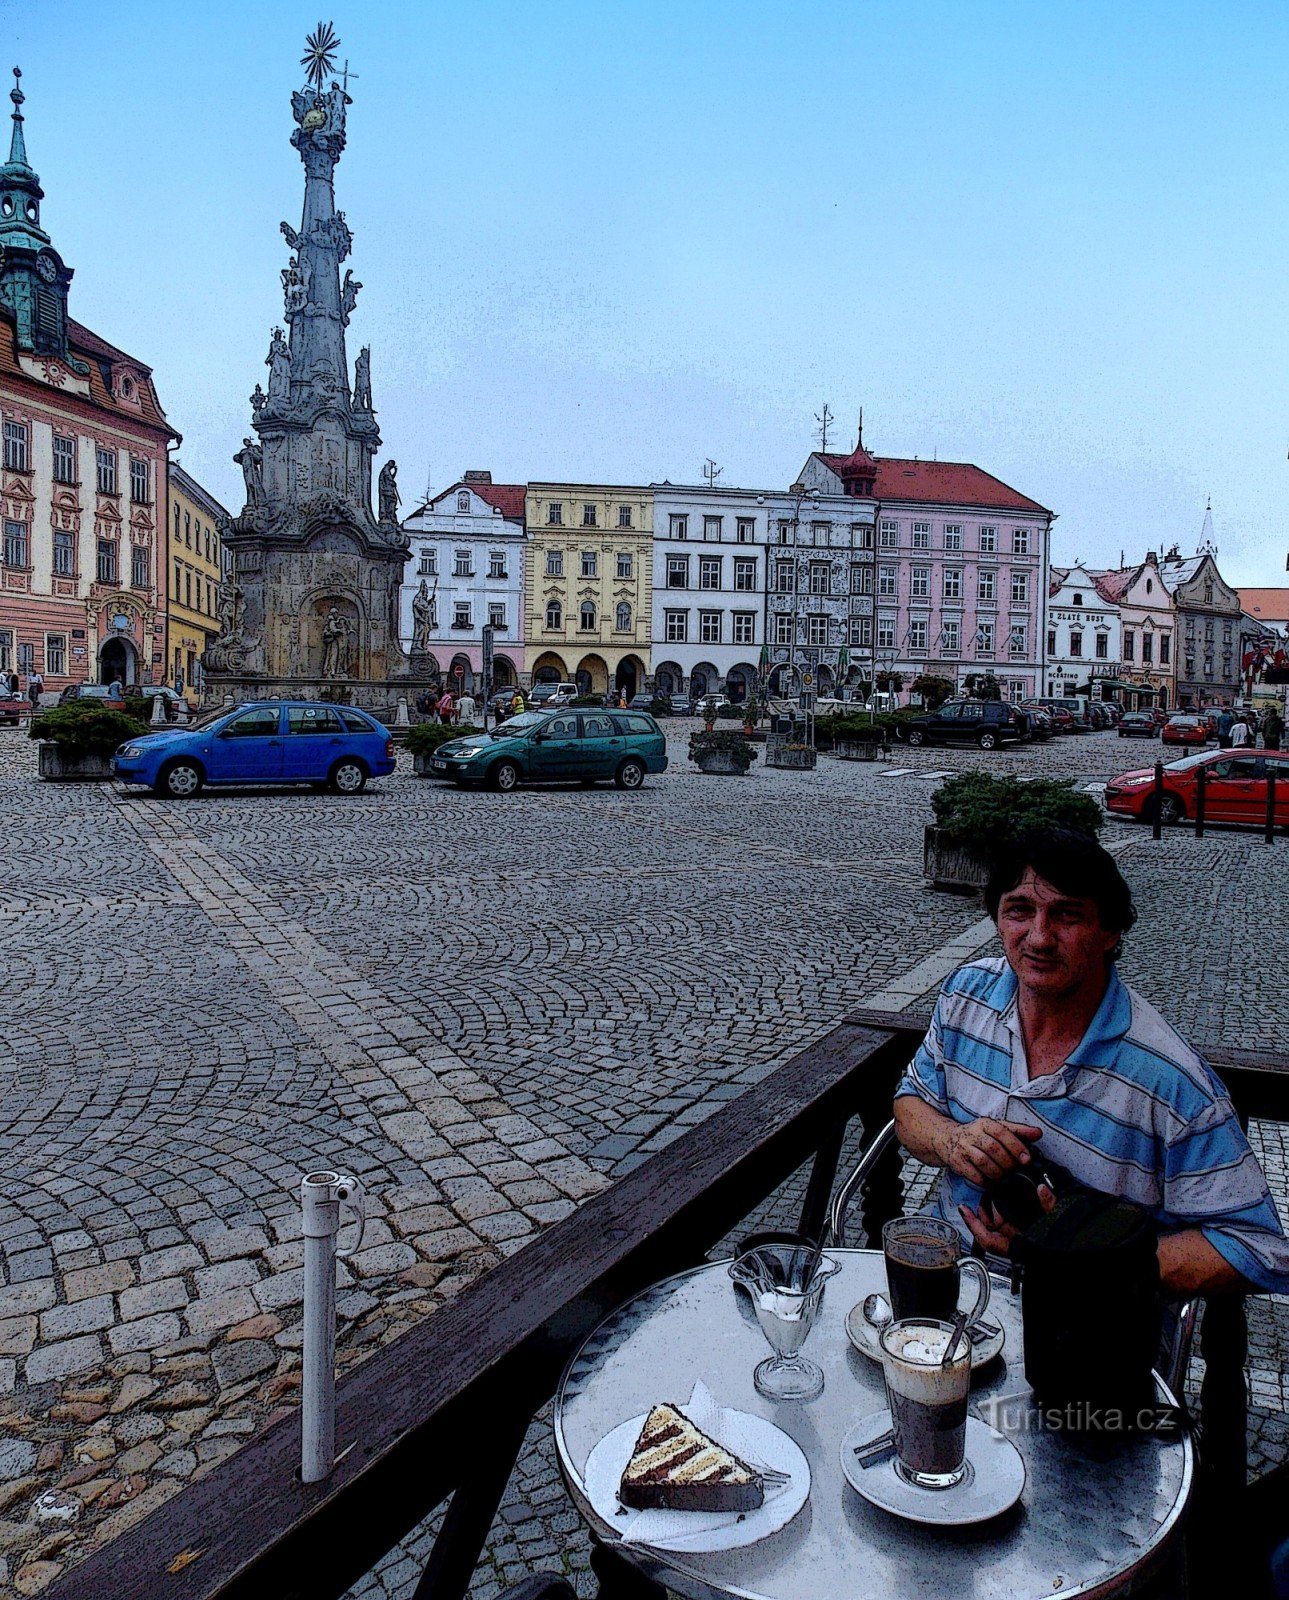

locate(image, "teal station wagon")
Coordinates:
429 710 668 791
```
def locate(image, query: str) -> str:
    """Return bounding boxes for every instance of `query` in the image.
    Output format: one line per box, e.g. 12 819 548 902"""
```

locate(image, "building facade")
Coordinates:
524 483 652 696
0 72 176 695
650 484 770 703
801 444 1051 701
1045 564 1121 698
1159 521 1242 708
166 462 228 701
399 473 525 693
1093 553 1176 709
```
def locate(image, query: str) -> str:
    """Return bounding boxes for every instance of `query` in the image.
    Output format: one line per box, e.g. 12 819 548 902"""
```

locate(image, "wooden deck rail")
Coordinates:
46 1013 1289 1600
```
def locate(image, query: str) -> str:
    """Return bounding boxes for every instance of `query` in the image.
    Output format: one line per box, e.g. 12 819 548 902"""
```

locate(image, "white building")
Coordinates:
399 472 526 692
1044 563 1121 698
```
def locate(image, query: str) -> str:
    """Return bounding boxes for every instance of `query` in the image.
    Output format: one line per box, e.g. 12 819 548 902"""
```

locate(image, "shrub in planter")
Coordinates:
572 694 603 707
715 703 744 721
30 700 148 760
926 773 1103 891
405 722 482 757
688 729 757 773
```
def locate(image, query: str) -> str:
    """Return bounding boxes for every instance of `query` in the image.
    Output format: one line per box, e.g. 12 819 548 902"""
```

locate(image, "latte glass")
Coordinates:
879 1317 972 1489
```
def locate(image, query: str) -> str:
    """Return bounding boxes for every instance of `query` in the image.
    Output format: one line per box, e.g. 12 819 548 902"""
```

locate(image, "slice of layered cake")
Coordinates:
619 1403 765 1513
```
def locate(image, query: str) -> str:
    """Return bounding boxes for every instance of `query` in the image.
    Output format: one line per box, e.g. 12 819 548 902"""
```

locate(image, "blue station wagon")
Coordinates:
111 700 396 798
428 709 668 791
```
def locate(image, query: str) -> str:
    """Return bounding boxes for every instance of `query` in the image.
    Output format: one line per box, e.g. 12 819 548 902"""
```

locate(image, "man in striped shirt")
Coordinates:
894 829 1289 1295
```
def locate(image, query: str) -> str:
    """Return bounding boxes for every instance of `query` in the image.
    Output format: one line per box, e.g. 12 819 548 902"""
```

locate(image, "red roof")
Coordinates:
1092 569 1134 604
427 480 526 521
1238 587 1289 624
818 453 1050 515
0 312 177 439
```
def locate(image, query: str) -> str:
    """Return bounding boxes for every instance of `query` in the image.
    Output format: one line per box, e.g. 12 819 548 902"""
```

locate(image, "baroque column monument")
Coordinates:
204 25 416 705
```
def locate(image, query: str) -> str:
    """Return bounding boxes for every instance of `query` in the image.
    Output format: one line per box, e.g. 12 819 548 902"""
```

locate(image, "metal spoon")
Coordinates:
862 1292 892 1332
942 1309 970 1367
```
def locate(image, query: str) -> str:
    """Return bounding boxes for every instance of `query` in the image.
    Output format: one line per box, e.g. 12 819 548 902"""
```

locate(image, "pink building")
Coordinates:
800 450 1053 700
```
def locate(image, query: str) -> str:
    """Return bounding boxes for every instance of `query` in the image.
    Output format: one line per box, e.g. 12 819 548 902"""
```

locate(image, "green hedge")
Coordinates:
931 772 1103 853
405 722 482 756
29 701 149 758
688 729 758 771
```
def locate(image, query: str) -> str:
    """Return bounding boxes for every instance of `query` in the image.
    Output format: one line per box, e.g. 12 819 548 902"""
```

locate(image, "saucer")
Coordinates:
845 1301 1005 1370
840 1410 1026 1527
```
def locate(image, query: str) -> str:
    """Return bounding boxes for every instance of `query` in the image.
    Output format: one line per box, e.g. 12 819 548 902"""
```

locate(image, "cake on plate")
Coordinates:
618 1403 765 1513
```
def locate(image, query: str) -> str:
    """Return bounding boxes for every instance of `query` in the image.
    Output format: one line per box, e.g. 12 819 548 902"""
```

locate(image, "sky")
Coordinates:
6 0 1289 586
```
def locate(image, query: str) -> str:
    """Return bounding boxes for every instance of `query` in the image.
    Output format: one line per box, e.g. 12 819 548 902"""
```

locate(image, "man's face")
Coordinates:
996 867 1120 998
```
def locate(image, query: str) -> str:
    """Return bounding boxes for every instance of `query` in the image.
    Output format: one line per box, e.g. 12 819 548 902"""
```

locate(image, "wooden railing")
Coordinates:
46 1012 1289 1600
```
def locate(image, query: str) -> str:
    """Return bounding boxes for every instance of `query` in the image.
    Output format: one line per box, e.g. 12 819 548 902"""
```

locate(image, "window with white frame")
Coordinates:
943 619 960 653
96 448 117 495
774 613 793 645
849 615 872 647
617 504 632 529
978 570 996 602
17 642 34 675
976 621 995 655
703 515 722 541
1160 634 1171 665
877 617 895 649
807 615 829 646
130 458 150 504
699 610 721 644
489 603 506 629
911 566 929 598
582 503 597 527
547 502 564 526
580 551 598 579
700 556 721 589
580 601 596 629
909 619 928 651
453 602 472 629
734 557 756 591
53 530 74 576
1096 633 1110 660
45 634 66 676
667 555 688 588
1010 571 1029 604
669 513 688 540
616 551 633 580
545 599 562 629
911 522 930 550
96 539 117 582
1012 528 1030 554
454 549 472 576
2 421 28 472
978 526 997 552
878 565 897 598
665 609 688 643
809 562 830 595
850 564 872 595
1123 630 1135 661
736 517 755 543
732 611 755 645
4 519 28 567
810 522 829 546
545 549 563 577
853 523 874 549
879 520 898 548
1010 623 1028 657
615 601 632 631
131 545 148 589
775 560 793 592
53 435 76 484
943 524 962 551
489 551 506 579
943 568 962 600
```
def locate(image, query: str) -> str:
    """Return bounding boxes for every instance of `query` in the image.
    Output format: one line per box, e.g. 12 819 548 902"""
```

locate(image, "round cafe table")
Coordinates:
553 1250 1192 1600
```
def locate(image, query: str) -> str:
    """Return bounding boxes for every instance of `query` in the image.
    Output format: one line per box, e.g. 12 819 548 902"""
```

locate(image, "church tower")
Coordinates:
207 26 416 701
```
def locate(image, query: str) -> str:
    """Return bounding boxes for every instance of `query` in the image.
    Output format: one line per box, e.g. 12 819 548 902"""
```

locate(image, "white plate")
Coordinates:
841 1409 1025 1527
583 1407 810 1554
845 1300 1005 1370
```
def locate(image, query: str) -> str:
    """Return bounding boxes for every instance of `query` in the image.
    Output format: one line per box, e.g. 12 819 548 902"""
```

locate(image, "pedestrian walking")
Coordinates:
513 691 525 714
27 670 43 713
1264 706 1284 751
438 689 455 725
1231 709 1250 749
1217 705 1234 749
457 691 476 725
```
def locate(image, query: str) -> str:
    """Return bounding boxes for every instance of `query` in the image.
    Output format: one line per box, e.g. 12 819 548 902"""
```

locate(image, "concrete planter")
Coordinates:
694 750 746 775
835 740 879 762
766 748 817 771
37 745 116 782
924 825 991 894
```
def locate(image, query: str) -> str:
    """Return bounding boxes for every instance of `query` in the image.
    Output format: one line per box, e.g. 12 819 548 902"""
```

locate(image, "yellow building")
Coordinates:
166 461 228 701
524 482 652 697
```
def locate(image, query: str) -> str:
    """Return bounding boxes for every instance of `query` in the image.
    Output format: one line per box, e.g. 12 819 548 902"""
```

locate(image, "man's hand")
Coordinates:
938 1117 1044 1185
961 1186 1055 1256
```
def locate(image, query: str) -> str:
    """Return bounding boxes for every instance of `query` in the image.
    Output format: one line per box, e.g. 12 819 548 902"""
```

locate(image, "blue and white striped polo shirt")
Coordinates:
896 957 1289 1294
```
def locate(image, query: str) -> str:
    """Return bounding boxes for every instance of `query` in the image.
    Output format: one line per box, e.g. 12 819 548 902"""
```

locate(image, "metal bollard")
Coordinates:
1152 760 1164 841
300 1170 364 1484
1194 764 1205 839
1267 762 1277 846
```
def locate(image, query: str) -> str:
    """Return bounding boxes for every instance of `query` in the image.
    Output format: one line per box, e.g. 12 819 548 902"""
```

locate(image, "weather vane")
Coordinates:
302 21 341 95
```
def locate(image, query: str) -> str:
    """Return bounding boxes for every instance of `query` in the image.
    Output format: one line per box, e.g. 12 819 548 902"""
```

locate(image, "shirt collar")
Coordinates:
1000 961 1132 1087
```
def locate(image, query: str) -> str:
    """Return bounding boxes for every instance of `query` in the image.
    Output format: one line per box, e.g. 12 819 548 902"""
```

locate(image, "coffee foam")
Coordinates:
881 1322 968 1403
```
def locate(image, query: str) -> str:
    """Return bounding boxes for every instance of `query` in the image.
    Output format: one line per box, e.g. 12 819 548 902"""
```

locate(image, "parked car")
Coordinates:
58 682 126 709
425 708 668 791
1021 700 1070 735
1034 696 1092 731
629 692 675 716
1022 706 1054 740
1161 714 1208 748
905 699 1022 751
111 700 396 798
1147 706 1170 727
0 691 23 727
1118 711 1159 738
1098 702 1123 725
530 682 579 709
1105 750 1289 828
687 693 731 717
1086 704 1110 731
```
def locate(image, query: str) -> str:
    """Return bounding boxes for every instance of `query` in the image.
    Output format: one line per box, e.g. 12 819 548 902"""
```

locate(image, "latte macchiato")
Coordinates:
879 1318 972 1489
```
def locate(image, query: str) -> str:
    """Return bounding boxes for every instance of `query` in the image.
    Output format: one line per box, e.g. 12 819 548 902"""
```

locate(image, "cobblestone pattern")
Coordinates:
0 725 1285 1597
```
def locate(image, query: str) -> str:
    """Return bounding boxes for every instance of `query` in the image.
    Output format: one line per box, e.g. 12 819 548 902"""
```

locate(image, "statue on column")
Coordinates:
352 346 372 410
412 578 435 652
249 383 267 420
321 606 353 678
378 459 400 523
234 438 265 507
266 326 291 399
340 269 361 324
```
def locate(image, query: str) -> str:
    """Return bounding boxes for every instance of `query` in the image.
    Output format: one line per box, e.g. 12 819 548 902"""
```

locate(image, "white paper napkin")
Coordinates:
619 1380 791 1548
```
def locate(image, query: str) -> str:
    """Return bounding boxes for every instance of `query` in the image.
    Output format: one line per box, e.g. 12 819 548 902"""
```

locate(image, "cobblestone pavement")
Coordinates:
0 723 1285 1596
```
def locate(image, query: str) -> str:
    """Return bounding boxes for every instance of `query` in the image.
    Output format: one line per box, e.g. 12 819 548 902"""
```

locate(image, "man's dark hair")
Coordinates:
985 828 1137 958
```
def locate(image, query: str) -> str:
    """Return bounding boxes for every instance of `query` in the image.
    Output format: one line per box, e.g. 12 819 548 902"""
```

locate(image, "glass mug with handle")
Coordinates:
882 1216 990 1328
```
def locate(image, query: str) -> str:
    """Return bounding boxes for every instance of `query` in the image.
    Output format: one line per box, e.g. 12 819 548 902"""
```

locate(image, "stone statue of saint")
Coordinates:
321 607 352 679
216 578 246 640
352 346 372 410
378 459 400 523
325 80 351 138
266 327 291 398
234 438 265 507
340 270 362 324
412 579 435 652
283 255 310 318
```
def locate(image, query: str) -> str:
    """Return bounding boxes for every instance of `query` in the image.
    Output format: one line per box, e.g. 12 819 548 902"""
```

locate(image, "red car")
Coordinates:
1105 749 1289 827
1161 715 1207 747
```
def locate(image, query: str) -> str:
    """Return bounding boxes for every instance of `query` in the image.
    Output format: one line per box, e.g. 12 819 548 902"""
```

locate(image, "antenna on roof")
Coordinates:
814 402 835 453
702 458 723 489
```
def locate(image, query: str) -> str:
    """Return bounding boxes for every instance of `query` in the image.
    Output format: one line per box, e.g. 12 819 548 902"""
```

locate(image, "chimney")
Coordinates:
463 470 492 484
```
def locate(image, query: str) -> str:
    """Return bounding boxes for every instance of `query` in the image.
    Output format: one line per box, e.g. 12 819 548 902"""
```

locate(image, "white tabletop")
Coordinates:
553 1250 1192 1600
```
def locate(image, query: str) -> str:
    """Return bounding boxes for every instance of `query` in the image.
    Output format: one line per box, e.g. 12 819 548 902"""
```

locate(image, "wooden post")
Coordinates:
1194 763 1205 839
1152 760 1164 840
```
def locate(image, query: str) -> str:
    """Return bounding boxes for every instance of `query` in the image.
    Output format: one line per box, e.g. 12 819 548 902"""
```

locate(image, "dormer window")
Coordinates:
1072 593 1083 606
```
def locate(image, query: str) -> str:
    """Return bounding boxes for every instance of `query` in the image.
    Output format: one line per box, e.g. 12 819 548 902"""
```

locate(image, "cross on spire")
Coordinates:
8 66 28 167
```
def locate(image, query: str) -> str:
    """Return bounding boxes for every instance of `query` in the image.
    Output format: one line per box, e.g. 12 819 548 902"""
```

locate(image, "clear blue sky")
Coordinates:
7 0 1288 584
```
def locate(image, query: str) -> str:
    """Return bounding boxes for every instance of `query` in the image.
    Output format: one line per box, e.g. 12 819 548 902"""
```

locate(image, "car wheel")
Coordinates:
1153 794 1185 825
157 759 203 799
491 760 521 792
615 758 645 790
907 729 925 747
978 731 998 750
329 758 368 795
